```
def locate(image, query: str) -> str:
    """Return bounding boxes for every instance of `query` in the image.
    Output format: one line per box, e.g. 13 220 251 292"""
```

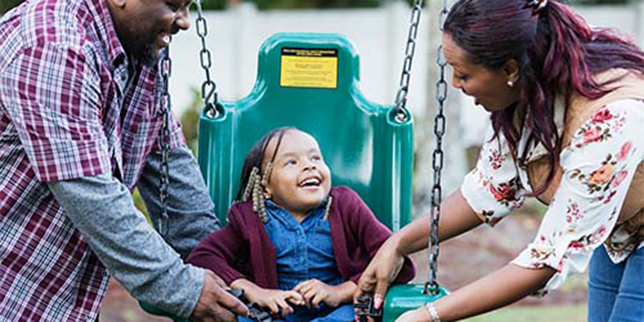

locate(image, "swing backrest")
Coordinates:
197 33 413 231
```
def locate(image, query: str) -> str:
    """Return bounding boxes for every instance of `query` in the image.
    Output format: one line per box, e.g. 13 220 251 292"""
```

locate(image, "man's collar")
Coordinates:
84 0 127 68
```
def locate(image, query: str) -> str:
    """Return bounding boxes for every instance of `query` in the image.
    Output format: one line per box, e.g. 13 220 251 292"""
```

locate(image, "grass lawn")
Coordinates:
465 304 587 322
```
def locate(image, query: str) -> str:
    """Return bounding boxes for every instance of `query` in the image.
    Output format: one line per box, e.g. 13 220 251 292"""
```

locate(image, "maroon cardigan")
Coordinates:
187 186 415 289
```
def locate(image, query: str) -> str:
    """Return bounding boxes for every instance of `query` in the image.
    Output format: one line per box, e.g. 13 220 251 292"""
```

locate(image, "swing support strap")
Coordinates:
426 0 449 296
393 0 424 123
159 44 172 236
194 0 220 117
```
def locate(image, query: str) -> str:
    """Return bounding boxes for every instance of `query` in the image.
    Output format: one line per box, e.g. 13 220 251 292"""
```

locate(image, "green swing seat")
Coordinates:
200 32 413 231
142 32 447 322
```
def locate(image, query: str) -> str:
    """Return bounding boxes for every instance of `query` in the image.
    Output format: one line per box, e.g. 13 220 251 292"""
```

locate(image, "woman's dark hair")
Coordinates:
235 126 296 201
444 0 644 195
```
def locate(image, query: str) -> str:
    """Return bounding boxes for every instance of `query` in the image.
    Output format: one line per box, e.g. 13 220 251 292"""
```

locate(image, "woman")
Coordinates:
355 0 644 321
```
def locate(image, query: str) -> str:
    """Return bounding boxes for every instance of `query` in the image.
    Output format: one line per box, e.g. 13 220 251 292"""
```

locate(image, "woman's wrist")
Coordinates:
388 232 407 256
424 303 442 322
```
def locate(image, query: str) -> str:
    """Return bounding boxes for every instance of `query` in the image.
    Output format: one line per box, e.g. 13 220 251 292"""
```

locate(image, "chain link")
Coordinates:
159 43 173 235
426 0 449 296
156 0 216 235
194 0 220 117
393 0 424 123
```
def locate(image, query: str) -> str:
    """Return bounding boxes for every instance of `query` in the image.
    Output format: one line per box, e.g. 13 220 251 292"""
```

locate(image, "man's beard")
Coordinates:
134 41 162 68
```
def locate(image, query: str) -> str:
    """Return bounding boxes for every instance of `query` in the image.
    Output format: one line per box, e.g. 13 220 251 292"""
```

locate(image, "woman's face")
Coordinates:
442 33 519 112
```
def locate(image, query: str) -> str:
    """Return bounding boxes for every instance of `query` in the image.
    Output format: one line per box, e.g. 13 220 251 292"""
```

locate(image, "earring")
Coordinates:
507 80 514 88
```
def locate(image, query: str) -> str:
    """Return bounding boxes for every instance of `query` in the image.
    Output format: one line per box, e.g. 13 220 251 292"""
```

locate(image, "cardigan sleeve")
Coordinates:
341 188 416 285
186 206 249 285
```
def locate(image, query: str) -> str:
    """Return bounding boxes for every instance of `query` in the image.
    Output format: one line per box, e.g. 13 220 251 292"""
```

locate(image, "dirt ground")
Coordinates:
99 207 588 322
416 206 588 306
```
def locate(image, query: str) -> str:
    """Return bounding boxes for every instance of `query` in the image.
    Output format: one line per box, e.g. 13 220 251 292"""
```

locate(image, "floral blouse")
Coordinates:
461 99 644 295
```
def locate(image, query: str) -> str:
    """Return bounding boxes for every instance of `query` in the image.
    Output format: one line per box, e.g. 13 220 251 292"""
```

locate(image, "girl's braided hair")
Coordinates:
236 126 294 222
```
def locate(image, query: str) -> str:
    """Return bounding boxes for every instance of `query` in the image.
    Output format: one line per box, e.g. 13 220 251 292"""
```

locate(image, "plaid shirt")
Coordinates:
0 0 184 321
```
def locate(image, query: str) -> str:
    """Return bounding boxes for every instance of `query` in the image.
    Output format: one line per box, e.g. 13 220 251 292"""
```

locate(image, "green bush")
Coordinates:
0 0 25 14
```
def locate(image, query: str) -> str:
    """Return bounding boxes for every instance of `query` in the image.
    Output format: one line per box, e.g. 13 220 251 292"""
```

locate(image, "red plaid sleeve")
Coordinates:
1 43 111 182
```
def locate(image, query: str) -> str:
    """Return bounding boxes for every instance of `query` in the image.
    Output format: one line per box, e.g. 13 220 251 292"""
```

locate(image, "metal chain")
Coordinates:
159 43 172 235
393 0 424 123
194 0 220 118
426 0 449 296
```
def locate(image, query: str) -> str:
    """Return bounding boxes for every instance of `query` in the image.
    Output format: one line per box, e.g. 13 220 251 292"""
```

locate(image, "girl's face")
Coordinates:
442 33 520 112
263 130 331 218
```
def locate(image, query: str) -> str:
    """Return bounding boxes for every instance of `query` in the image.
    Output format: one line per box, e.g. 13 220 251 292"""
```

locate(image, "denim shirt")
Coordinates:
264 200 344 291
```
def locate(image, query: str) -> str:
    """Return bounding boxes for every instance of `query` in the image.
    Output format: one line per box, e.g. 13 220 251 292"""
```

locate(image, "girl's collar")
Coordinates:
264 195 333 221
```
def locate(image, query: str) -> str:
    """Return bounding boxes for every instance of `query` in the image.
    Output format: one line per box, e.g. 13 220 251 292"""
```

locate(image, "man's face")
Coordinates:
109 0 192 66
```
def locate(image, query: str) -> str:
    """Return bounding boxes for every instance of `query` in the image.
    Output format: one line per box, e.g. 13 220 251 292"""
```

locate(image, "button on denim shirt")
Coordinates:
264 199 344 291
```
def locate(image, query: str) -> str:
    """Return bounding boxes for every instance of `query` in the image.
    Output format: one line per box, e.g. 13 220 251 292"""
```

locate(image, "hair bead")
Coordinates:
242 167 259 202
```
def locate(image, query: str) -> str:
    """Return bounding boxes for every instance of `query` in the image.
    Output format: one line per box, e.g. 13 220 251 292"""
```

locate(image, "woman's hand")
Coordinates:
293 279 356 308
231 279 304 317
354 237 405 310
394 307 431 322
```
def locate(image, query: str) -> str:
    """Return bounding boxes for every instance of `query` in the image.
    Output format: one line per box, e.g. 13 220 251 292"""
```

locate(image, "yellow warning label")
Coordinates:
280 48 338 89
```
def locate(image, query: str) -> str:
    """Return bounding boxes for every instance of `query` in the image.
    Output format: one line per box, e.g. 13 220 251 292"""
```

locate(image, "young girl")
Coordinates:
187 127 415 322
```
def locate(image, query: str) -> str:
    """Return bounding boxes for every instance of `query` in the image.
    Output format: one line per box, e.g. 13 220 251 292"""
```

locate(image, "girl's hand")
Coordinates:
294 279 354 308
394 307 431 322
248 288 305 316
231 279 305 317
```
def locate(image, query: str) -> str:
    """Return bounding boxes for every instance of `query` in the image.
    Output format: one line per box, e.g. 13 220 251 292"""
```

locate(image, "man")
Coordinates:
0 0 248 321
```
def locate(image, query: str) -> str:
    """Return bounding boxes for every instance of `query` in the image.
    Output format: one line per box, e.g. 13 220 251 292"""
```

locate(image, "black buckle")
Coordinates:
355 296 382 322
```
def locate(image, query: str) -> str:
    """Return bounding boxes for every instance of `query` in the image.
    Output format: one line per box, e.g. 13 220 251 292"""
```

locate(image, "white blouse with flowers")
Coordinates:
461 98 644 295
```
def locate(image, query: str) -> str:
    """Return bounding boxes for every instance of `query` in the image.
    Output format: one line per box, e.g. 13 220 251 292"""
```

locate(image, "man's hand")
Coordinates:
294 279 355 308
191 270 249 322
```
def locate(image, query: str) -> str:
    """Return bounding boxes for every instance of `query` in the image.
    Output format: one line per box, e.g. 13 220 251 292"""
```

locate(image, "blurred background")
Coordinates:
1 0 641 321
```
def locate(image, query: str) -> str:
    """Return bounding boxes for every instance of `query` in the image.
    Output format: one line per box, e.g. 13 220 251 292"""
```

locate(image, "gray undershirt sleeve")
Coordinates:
137 145 220 259
47 149 212 318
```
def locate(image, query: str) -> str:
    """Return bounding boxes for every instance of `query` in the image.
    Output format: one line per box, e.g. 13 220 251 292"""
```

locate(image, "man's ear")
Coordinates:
109 0 127 9
503 59 520 83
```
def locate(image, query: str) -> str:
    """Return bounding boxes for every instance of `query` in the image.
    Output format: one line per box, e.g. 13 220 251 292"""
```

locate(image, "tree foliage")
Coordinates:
0 0 25 14
1 0 633 15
